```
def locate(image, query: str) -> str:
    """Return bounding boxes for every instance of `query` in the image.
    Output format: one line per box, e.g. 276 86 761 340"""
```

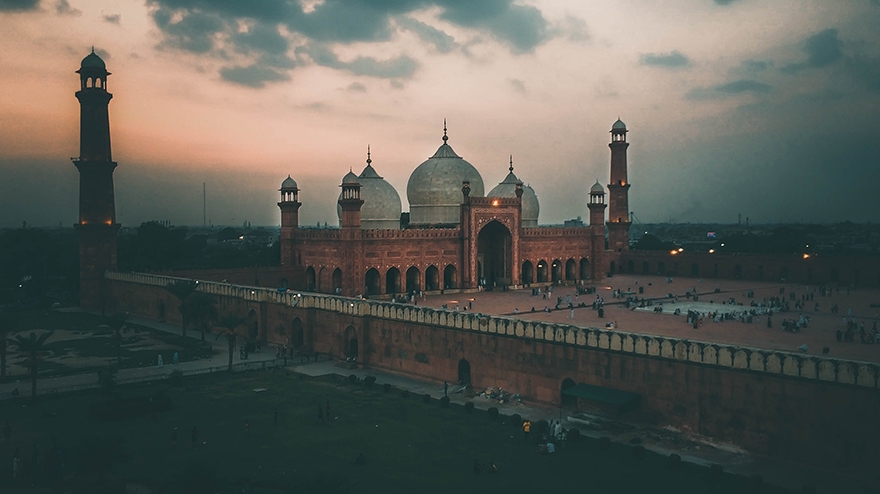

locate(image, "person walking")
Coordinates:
325 401 331 423
522 419 531 443
173 352 179 365
245 419 250 436
190 426 199 448
273 409 279 426
157 354 164 368
3 421 11 443
444 381 448 397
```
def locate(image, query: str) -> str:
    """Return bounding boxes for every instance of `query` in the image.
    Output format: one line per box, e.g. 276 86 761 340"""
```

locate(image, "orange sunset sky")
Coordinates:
1 0 878 228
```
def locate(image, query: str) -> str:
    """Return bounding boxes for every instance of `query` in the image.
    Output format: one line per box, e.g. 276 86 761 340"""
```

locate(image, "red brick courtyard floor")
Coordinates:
415 274 880 364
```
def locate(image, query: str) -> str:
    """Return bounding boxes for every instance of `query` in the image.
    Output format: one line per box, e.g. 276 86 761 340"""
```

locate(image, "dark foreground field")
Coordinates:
0 370 792 494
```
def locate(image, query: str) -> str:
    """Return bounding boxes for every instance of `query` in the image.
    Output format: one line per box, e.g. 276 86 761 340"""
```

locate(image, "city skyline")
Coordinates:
1 0 878 228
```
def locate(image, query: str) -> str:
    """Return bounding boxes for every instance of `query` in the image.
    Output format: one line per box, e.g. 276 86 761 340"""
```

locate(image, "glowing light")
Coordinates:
670 250 678 255
678 248 684 252
491 199 500 207
721 243 725 247
709 249 715 254
803 253 810 259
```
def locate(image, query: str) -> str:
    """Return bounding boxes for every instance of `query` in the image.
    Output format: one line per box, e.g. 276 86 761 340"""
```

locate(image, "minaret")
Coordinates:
606 118 631 252
73 49 120 309
588 181 607 280
338 169 364 229
278 175 301 267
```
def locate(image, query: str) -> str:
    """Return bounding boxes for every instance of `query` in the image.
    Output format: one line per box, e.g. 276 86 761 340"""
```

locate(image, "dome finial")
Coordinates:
367 145 371 165
442 118 448 143
91 45 95 54
509 155 514 173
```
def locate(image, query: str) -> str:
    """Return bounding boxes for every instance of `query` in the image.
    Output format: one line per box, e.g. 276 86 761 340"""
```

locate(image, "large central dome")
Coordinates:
406 128 484 225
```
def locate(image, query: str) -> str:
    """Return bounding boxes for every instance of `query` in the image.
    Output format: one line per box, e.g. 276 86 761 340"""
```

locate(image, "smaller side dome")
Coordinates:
342 170 359 184
612 118 626 130
590 181 605 193
280 175 298 190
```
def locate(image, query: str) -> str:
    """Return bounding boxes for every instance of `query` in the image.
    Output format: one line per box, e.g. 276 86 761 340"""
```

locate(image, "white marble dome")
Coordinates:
406 132 484 225
487 163 539 227
337 161 402 230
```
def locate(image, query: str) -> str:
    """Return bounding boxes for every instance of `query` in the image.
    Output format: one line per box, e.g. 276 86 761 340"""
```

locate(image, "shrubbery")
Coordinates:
599 436 611 451
363 376 376 388
568 428 580 442
464 402 474 414
533 419 549 436
709 463 723 480
348 374 358 384
422 393 431 404
487 407 499 421
168 369 184 387
383 383 392 393
633 445 645 460
510 413 522 427
440 396 450 408
400 389 410 399
667 453 681 471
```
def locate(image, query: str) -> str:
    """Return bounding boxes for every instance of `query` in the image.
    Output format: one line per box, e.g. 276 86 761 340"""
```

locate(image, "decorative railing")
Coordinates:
106 271 879 388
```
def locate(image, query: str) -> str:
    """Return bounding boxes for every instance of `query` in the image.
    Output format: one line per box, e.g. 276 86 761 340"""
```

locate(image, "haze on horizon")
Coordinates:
1 0 878 229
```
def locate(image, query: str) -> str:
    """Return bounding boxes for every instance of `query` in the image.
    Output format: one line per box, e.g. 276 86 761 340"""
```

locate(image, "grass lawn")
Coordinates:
0 370 794 494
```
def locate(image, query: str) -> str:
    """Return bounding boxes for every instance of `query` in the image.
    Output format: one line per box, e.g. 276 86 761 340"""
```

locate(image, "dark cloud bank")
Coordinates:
146 0 554 87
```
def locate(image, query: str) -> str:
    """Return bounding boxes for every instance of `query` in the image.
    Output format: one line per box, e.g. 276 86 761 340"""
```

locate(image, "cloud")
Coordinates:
741 59 773 72
103 13 120 24
143 0 556 88
713 0 743 5
299 43 418 79
396 16 457 53
640 51 690 68
508 78 526 94
686 79 772 100
0 0 38 11
219 64 289 88
346 82 366 93
782 28 843 74
556 14 589 42
438 2 550 53
55 0 80 16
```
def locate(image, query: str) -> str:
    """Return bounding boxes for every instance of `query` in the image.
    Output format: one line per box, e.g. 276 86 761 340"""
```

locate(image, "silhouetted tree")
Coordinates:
0 313 17 378
165 280 197 337
12 330 54 400
216 313 247 371
184 292 217 342
104 312 128 365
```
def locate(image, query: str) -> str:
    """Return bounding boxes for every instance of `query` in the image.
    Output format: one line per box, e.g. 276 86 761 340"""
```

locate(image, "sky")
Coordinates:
1 0 879 229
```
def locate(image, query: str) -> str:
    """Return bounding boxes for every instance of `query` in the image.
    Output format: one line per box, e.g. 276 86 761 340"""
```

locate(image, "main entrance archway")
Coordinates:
477 221 512 289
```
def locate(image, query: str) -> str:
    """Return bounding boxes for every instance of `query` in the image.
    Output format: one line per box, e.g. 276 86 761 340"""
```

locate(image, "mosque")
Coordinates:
71 48 634 303
277 119 633 297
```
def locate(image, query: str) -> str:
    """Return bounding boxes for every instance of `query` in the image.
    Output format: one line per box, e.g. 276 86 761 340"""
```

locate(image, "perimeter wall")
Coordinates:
106 271 880 470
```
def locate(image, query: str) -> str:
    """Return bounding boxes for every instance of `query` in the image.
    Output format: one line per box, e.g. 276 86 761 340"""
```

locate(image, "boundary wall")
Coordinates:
105 271 880 469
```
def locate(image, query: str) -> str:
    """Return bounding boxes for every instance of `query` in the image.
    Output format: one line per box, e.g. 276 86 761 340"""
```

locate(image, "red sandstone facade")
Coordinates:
278 122 633 298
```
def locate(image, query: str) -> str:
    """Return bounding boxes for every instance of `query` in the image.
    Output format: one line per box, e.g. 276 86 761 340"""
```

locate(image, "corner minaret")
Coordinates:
588 181 607 280
606 118 631 252
278 176 301 267
73 49 120 309
338 169 364 230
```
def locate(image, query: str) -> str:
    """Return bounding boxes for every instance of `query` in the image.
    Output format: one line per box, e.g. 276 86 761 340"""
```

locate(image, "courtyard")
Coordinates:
416 274 880 363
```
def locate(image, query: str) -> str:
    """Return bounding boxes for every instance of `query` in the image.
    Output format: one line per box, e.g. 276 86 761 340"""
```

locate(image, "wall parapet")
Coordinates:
106 271 879 389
